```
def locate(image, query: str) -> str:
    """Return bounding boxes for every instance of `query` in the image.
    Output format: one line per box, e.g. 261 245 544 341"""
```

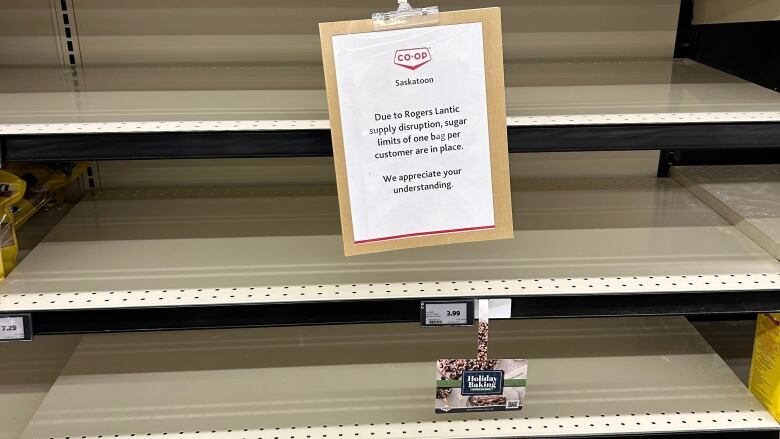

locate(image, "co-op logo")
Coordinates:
394 48 431 70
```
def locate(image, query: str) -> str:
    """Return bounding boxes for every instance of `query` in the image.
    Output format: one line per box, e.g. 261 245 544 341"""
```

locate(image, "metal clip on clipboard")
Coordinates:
372 0 439 30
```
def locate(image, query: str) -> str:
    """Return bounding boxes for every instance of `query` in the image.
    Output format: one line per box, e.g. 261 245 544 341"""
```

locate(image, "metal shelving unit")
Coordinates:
19 317 780 439
2 1 780 437
2 177 779 333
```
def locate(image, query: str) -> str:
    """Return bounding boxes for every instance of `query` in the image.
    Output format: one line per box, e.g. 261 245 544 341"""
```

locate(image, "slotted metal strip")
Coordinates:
2 275 780 312
508 111 780 126
2 111 780 135
20 318 779 438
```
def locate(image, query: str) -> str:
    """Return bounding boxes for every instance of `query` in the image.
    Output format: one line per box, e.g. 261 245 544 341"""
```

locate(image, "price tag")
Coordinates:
0 314 32 342
421 301 474 327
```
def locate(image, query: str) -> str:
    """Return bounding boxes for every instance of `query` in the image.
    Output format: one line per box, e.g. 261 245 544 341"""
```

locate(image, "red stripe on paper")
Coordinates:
354 225 496 244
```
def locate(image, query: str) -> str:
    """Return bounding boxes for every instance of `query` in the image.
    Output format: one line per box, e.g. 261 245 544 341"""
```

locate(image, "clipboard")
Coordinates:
320 5 512 256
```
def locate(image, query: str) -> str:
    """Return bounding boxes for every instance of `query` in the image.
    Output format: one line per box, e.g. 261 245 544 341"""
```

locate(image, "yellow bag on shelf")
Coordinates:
749 313 780 422
0 172 26 277
5 162 87 228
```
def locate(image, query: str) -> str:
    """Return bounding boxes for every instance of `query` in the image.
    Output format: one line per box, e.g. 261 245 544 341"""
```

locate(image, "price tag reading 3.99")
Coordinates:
421 301 474 327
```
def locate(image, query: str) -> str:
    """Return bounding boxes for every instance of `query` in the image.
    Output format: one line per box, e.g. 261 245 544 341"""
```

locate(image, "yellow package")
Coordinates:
5 162 87 228
749 313 780 421
0 172 26 276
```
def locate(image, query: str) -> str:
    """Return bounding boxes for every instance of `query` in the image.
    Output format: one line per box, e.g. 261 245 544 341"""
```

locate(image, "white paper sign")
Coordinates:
332 23 495 244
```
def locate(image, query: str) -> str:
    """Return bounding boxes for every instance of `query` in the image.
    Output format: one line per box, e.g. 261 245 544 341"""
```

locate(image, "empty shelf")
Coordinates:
1 178 779 315
19 317 779 438
0 59 778 135
0 335 81 439
673 165 780 259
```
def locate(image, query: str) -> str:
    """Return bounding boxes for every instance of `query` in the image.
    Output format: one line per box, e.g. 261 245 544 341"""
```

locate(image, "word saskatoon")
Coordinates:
395 77 434 87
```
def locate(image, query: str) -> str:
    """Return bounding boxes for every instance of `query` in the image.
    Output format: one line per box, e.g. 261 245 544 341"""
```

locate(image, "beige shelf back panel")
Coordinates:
0 0 679 67
1 58 721 93
69 0 679 66
693 0 780 24
0 0 61 67
92 152 661 189
673 165 780 259
0 335 81 439
1 177 779 312
20 317 778 438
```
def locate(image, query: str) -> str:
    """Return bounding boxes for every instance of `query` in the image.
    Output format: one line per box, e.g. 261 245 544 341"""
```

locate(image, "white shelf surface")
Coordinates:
0 335 81 439
1 178 779 312
20 317 779 438
673 165 780 260
1 59 779 134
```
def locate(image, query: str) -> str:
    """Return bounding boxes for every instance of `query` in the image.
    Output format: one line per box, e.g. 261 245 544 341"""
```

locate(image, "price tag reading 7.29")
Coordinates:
421 301 474 327
0 316 28 341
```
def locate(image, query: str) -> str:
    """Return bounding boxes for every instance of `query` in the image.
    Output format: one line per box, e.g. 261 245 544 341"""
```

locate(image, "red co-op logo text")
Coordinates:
394 48 431 70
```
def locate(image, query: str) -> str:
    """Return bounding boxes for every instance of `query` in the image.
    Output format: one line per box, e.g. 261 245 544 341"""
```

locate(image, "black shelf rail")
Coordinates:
24 288 780 335
547 433 777 439
4 122 780 162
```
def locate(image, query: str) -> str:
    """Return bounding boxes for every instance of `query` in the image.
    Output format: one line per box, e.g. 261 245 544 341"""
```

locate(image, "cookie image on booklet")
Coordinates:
435 358 527 413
